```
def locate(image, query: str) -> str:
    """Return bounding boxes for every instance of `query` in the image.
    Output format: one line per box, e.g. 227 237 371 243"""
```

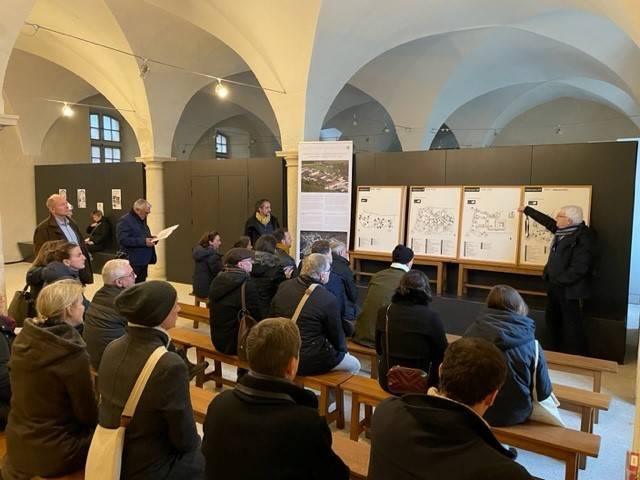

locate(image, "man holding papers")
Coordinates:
117 198 157 283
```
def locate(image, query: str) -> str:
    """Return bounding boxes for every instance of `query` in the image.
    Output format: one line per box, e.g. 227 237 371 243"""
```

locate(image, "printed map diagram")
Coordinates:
357 212 397 232
411 206 456 236
468 207 514 238
355 186 406 254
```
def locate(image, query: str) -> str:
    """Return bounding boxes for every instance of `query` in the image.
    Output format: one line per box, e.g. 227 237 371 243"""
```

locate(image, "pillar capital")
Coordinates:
0 113 18 131
135 156 176 165
276 150 298 168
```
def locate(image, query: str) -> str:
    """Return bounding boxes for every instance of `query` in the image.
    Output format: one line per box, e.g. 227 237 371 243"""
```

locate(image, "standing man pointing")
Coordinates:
517 204 596 355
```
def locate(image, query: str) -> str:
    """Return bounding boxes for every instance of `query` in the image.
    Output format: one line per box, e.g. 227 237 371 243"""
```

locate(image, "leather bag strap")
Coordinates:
121 346 167 422
240 281 247 311
291 284 318 323
384 304 392 368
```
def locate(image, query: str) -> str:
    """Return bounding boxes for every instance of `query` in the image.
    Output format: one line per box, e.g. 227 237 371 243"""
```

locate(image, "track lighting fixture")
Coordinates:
215 79 229 98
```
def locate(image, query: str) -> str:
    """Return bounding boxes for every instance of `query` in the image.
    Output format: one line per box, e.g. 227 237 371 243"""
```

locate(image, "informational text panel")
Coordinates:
354 186 407 254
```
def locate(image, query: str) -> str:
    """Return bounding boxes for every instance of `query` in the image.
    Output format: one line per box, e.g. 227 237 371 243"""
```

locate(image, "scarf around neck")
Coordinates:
256 212 271 226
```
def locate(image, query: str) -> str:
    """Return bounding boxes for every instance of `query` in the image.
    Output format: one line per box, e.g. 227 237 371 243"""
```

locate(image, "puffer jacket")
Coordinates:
251 251 286 314
464 309 553 426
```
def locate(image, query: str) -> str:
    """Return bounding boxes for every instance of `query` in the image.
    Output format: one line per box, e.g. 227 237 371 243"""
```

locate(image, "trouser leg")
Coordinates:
561 297 587 355
545 284 564 351
132 264 148 283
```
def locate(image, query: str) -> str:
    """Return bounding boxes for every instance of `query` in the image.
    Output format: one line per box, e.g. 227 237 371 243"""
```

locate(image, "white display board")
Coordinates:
519 185 592 266
459 186 521 265
297 141 353 260
355 186 407 254
407 186 462 259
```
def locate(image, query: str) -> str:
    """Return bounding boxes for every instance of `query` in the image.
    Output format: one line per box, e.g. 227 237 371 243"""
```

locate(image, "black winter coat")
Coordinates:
202 372 349 480
26 265 45 299
86 218 112 251
192 245 222 298
83 284 127 370
98 326 203 479
368 394 532 480
464 309 554 427
251 251 286 314
523 206 596 299
375 290 448 392
209 268 264 355
270 276 346 375
331 254 358 321
116 211 157 267
244 214 279 246
4 319 97 479
0 331 12 430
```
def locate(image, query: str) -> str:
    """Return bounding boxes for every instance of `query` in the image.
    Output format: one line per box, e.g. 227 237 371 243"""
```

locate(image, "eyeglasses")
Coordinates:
116 271 137 280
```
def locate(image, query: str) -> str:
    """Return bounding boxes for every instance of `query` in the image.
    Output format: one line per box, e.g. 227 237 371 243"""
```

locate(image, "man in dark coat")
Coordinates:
368 338 532 480
274 227 296 271
202 317 349 480
518 204 596 354
116 198 157 283
330 239 359 325
33 194 93 284
98 281 204 479
244 198 280 246
270 253 360 375
209 248 264 355
354 244 414 347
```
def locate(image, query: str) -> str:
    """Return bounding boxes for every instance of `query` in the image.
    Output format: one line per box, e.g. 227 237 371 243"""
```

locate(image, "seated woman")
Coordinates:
2 280 97 479
84 210 112 253
232 235 252 250
375 270 448 393
192 230 223 299
0 314 15 431
464 284 553 427
42 241 87 285
25 239 66 301
251 235 286 314
98 281 204 478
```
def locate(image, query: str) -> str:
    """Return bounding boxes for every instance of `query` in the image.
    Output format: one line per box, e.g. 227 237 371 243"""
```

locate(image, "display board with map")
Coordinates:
407 186 462 259
354 186 407 254
519 185 592 267
458 186 521 265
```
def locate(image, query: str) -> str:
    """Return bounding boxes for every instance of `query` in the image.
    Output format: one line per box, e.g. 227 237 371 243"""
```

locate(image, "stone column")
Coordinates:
276 150 299 257
136 156 175 280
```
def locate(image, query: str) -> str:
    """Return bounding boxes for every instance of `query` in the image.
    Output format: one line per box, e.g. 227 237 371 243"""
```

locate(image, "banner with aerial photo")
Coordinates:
297 141 353 262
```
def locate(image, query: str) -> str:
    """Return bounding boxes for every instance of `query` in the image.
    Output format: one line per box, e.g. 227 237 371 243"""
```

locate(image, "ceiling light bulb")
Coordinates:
383 124 390 134
556 125 563 135
62 103 74 117
352 113 358 126
139 58 150 79
215 80 229 98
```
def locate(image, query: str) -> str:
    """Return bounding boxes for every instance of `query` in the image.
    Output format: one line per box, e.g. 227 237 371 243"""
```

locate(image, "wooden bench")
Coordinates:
171 328 351 428
177 302 209 329
456 263 546 297
347 340 378 379
332 433 370 479
190 384 217 424
342 375 601 480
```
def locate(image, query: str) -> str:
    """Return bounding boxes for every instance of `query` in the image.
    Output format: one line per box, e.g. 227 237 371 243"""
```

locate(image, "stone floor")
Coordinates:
4 262 637 479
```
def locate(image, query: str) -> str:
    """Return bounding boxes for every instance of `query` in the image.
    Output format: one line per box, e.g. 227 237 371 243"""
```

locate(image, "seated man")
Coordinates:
273 227 296 272
271 253 360 375
368 337 532 480
98 281 204 479
202 317 349 480
354 244 414 347
329 239 359 327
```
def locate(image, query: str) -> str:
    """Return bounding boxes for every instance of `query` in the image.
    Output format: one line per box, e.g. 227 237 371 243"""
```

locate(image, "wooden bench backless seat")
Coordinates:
172 328 350 428
347 340 378 379
190 385 217 424
177 302 210 329
332 433 370 480
342 375 601 480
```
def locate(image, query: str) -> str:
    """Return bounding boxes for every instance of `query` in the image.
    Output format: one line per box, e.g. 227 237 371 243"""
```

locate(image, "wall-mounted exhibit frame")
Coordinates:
407 186 462 260
519 185 592 267
354 185 407 254
458 186 522 265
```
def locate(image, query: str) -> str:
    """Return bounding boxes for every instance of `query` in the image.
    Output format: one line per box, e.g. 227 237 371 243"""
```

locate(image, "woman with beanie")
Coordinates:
2 280 97 479
464 285 554 427
375 270 448 393
98 280 204 479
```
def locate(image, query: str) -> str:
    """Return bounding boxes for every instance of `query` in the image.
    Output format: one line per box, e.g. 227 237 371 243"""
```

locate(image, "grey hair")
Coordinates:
301 253 331 281
133 198 151 210
329 239 347 256
102 259 131 284
560 205 583 225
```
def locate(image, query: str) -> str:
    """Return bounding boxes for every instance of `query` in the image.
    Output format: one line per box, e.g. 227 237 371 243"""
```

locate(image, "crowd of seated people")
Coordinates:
0 193 572 478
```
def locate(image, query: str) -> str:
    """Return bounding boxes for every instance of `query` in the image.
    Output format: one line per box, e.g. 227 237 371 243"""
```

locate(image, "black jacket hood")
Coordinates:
469 308 535 350
209 268 248 299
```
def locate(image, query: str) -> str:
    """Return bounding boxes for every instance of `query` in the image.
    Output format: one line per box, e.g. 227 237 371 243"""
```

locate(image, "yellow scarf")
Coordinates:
276 242 289 254
256 212 271 226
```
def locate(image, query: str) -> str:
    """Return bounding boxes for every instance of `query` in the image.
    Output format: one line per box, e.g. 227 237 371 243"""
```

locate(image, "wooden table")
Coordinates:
456 262 545 297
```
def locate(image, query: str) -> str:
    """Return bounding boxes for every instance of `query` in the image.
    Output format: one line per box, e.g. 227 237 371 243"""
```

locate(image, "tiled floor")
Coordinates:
4 263 637 479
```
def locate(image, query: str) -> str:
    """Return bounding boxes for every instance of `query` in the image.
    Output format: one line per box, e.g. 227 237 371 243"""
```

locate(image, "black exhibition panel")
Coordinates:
163 157 285 284
34 162 146 254
353 141 637 363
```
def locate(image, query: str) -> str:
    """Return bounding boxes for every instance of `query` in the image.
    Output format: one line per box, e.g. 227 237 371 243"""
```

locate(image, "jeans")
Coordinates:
331 352 361 374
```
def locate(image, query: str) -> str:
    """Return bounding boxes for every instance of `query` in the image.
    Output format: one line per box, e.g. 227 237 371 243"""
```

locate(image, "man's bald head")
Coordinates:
46 194 70 217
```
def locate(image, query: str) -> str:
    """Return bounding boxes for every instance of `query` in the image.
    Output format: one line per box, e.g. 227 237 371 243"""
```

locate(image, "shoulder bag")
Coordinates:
85 345 167 480
237 281 258 360
290 284 318 323
385 305 429 395
7 284 36 327
529 340 565 426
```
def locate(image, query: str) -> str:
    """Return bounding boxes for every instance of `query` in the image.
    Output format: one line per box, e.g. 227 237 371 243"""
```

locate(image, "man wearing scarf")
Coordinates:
244 199 280 246
518 204 596 355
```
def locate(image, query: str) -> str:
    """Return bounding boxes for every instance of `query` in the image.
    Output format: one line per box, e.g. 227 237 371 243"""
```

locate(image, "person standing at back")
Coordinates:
33 194 93 284
354 245 414 347
116 198 157 283
244 198 280 246
84 210 112 253
192 231 223 299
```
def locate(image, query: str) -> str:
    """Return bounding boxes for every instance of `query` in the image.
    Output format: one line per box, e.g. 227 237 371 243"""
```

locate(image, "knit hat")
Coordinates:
223 248 254 266
115 280 177 327
392 244 414 264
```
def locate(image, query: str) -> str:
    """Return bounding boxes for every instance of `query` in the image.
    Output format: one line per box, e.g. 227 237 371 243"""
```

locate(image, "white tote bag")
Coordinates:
85 346 167 480
529 340 566 427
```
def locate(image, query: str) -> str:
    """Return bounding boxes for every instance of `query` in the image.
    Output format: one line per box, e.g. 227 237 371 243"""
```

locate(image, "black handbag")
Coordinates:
385 305 429 395
8 284 37 327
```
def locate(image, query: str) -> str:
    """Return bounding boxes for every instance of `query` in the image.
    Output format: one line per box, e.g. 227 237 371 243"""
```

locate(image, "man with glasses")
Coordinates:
116 198 157 283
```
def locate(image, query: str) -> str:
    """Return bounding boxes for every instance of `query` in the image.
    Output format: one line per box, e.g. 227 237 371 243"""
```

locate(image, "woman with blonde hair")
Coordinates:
2 280 97 480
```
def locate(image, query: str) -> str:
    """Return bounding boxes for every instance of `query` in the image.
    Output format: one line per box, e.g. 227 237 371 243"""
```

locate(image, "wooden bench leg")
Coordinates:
193 320 199 329
213 360 223 389
457 266 465 297
318 385 331 423
335 388 345 430
593 373 601 424
350 393 362 441
436 263 442 295
564 453 578 480
370 358 378 380
195 351 206 387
